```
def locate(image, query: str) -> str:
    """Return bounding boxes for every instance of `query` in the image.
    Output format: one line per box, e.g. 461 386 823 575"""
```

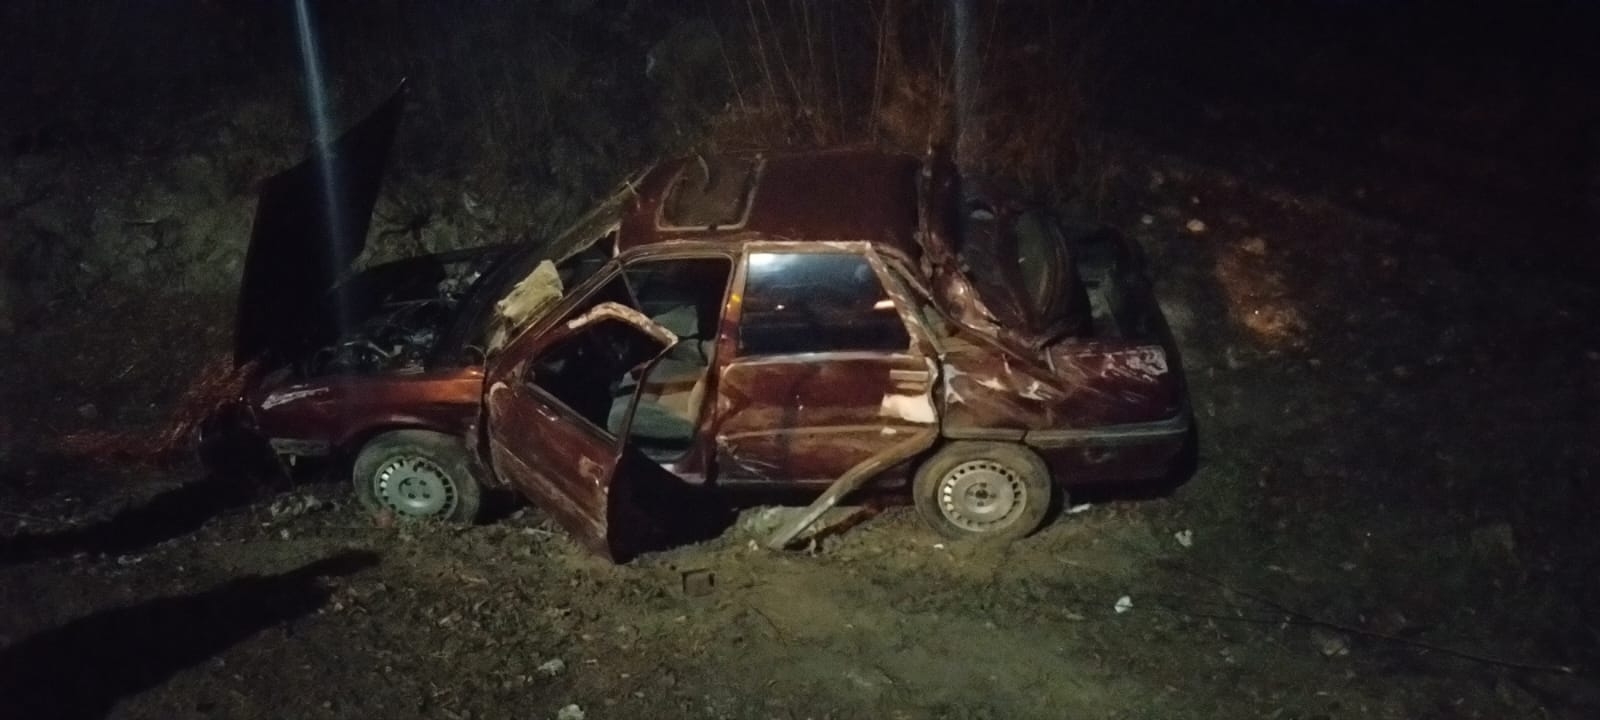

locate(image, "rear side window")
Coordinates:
738 252 909 356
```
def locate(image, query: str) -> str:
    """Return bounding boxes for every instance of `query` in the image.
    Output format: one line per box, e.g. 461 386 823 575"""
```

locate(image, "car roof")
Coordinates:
616 147 923 260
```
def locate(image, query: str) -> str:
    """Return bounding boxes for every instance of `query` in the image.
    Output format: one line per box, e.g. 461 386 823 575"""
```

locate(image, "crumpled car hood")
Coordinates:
234 82 406 365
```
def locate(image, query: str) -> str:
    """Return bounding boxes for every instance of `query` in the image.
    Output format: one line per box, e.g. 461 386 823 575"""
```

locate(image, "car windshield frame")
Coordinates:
426 171 654 367
427 232 616 368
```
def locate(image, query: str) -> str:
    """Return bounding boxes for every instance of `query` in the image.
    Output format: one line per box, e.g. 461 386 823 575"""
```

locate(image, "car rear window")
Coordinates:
738 252 909 356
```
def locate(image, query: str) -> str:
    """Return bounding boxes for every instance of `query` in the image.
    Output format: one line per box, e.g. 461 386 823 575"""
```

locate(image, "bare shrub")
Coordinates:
709 0 1127 206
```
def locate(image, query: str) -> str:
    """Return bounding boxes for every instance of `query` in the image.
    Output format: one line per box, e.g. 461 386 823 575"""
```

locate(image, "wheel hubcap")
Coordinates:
373 455 457 519
937 460 1026 532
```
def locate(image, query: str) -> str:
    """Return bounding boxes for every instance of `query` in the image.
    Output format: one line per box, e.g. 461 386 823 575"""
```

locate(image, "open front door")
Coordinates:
484 300 728 562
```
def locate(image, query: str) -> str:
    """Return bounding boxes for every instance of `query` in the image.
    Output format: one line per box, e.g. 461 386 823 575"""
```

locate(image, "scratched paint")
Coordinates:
578 455 605 485
1018 379 1049 401
879 393 936 423
941 363 970 406
977 376 1007 392
261 386 330 410
1116 347 1169 376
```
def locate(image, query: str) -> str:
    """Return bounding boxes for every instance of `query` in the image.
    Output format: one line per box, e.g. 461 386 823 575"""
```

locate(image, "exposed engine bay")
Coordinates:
304 297 455 376
296 248 508 377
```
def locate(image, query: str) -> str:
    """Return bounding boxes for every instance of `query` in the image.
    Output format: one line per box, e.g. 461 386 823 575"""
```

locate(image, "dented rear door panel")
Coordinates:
708 245 939 486
714 353 937 484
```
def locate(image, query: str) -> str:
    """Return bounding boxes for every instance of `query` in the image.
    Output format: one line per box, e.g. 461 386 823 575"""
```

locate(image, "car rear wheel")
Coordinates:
352 430 481 524
912 442 1056 541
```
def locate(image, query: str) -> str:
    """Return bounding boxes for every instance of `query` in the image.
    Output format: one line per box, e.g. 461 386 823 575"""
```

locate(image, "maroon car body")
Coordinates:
212 88 1191 561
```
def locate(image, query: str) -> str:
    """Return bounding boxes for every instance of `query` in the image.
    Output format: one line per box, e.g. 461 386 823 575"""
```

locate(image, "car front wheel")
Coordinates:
912 441 1056 541
352 430 481 524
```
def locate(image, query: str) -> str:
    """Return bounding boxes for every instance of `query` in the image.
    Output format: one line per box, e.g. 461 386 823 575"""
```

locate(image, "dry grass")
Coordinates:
3 1 1128 235
710 0 1123 205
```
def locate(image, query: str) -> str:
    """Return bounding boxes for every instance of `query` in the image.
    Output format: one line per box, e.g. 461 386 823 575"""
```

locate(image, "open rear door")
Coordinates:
483 301 728 562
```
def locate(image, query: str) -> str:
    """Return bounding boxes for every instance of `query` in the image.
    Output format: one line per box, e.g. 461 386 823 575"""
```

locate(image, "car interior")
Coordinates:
608 258 732 462
524 257 731 464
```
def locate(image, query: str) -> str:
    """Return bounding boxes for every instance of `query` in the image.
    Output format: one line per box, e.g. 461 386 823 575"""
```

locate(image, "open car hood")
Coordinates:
234 82 407 364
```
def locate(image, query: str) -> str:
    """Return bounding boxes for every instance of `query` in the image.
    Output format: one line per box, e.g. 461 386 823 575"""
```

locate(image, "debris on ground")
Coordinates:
1311 629 1351 658
267 493 326 520
680 569 715 597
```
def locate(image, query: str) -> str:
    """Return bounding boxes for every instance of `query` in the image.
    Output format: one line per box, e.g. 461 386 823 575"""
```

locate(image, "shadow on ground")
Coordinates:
0 472 259 565
0 550 378 720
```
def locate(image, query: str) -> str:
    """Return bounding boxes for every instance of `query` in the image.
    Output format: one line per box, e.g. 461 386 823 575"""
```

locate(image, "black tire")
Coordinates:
352 430 481 524
912 441 1057 541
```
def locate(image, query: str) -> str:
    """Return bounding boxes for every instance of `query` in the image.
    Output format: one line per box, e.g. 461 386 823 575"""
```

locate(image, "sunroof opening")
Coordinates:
657 155 763 231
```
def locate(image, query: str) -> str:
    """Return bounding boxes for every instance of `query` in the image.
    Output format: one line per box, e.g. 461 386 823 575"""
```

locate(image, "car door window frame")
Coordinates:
619 252 737 345
495 262 638 439
613 252 737 468
521 301 678 442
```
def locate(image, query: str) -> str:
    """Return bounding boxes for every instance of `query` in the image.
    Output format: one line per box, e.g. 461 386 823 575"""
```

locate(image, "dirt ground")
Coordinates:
4 123 1598 719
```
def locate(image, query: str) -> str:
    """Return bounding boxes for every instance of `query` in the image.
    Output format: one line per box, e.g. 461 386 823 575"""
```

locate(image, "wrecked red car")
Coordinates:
206 87 1192 560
